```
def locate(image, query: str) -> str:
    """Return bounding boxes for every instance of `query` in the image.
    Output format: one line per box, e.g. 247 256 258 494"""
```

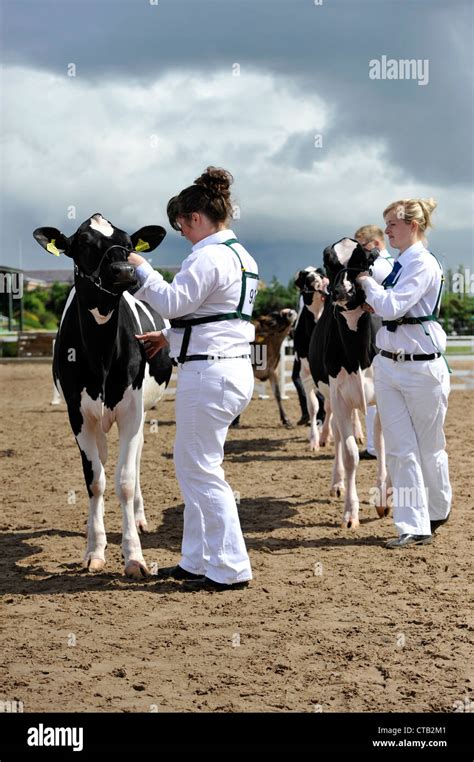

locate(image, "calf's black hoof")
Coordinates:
297 415 310 426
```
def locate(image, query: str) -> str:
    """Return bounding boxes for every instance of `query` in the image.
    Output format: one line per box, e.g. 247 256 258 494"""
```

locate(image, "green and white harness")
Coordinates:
382 251 444 333
381 251 451 371
170 238 259 364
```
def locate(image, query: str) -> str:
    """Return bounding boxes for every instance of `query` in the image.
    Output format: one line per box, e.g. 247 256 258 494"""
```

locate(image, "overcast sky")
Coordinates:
1 0 473 282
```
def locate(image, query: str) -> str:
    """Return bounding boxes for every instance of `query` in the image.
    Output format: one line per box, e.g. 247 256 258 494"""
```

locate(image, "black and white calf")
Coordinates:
293 269 333 451
33 214 173 578
309 238 392 528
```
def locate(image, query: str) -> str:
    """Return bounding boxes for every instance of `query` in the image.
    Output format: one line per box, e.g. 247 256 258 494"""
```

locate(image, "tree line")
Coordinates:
17 266 474 335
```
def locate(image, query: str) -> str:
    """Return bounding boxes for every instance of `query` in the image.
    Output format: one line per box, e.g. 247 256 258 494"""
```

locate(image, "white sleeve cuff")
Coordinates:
135 261 157 285
362 276 383 299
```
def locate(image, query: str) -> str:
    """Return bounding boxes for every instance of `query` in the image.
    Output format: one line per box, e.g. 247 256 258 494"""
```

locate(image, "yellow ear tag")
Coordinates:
46 239 61 256
135 238 150 253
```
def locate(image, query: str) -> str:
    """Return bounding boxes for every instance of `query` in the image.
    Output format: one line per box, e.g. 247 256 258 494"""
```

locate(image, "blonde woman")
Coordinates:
357 199 451 548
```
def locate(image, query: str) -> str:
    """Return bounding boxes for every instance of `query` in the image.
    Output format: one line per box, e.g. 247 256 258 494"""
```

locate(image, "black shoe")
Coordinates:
360 450 377 460
430 514 450 534
385 534 433 549
297 414 310 426
182 576 250 592
156 564 202 580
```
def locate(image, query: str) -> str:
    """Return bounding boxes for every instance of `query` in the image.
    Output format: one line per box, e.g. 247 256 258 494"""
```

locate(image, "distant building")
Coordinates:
24 269 74 290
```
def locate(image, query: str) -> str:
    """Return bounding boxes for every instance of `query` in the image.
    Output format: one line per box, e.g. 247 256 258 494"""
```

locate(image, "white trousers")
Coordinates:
365 404 377 456
373 354 452 536
174 358 254 584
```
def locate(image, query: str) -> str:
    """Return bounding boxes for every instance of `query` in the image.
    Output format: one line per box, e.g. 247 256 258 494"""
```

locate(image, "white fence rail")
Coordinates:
276 335 474 399
164 335 473 399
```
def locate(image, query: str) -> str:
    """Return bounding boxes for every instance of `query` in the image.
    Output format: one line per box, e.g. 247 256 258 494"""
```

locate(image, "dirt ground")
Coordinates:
0 362 472 713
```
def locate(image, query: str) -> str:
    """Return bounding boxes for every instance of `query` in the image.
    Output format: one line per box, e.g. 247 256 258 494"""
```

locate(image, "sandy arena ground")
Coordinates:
0 362 472 713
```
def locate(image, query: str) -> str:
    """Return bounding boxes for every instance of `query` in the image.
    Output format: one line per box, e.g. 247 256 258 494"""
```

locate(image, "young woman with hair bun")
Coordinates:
357 198 452 549
129 167 258 590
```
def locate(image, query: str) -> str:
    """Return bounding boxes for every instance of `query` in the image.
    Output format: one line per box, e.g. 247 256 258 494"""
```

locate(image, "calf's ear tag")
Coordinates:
135 238 150 253
46 239 61 256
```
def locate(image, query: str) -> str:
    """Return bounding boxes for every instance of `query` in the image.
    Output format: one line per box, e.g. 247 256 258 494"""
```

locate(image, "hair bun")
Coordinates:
195 166 233 198
419 197 437 214
418 197 437 229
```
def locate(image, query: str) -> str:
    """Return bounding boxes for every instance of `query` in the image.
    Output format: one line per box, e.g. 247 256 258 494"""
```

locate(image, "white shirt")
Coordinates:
370 248 394 285
134 229 258 359
362 241 446 354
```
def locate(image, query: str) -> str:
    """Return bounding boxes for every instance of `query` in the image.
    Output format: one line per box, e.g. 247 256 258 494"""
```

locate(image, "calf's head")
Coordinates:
33 213 166 295
255 307 298 336
298 268 329 315
294 266 316 291
323 237 379 309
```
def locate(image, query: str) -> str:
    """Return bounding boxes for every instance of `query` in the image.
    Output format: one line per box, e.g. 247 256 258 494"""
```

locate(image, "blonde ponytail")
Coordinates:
383 197 437 234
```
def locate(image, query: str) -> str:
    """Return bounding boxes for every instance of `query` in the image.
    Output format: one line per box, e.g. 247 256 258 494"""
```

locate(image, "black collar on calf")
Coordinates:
74 244 134 296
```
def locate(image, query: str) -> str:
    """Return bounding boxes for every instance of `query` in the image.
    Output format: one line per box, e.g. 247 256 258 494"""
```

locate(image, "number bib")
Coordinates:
240 270 259 320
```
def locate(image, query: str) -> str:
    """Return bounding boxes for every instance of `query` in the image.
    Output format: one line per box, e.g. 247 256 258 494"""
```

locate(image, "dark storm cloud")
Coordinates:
3 0 472 186
1 0 472 277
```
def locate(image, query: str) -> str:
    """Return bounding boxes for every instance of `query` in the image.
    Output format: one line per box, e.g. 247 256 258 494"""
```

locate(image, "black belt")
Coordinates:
382 316 437 332
379 350 441 362
174 354 251 364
